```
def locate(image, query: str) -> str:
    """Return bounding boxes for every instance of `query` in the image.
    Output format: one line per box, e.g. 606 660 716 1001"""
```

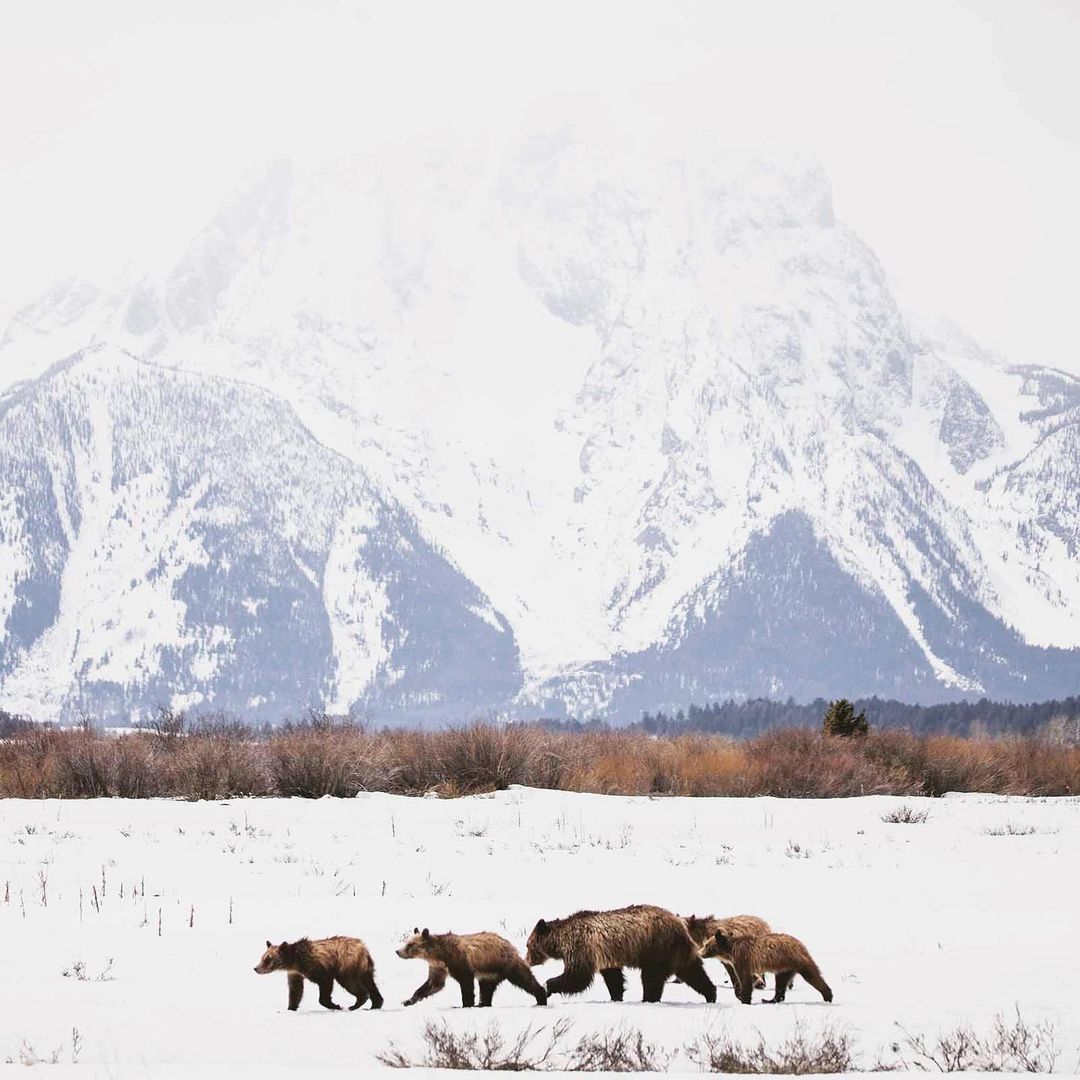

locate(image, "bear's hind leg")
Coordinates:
600 968 626 1001
799 964 833 1003
506 962 548 1005
363 972 384 1010
767 971 794 1003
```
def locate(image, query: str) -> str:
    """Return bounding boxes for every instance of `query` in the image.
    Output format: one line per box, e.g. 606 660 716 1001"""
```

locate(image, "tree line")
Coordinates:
636 695 1080 738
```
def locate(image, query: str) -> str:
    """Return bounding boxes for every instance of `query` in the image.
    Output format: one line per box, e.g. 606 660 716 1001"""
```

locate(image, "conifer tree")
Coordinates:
822 698 869 737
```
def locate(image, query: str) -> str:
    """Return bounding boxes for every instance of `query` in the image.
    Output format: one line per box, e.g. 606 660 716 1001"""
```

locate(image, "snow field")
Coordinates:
0 788 1077 1076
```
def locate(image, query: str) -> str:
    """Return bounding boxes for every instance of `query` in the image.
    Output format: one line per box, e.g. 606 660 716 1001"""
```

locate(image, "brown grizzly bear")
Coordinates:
526 903 715 1003
701 930 833 1004
682 914 770 993
254 936 383 1011
396 928 547 1007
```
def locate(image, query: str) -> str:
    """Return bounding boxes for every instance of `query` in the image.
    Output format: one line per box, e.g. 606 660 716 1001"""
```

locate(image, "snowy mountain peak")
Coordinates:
1 140 1078 722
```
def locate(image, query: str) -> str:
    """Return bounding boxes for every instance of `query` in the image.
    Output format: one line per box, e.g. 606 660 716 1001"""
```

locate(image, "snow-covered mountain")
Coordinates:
2 131 1078 722
0 348 520 721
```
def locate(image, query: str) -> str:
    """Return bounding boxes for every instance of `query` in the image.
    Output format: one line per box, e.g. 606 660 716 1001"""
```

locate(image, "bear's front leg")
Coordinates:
287 973 305 1011
546 964 594 997
457 976 475 1008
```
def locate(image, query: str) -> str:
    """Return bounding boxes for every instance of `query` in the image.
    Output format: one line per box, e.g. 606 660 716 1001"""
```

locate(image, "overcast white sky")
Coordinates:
1 0 1078 372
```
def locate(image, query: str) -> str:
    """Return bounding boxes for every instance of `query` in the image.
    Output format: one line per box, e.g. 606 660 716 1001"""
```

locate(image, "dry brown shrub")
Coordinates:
0 726 59 797
665 738 752 796
554 733 748 796
743 728 917 797
168 729 271 800
2 717 1079 799
437 722 549 792
267 726 368 798
110 734 164 798
995 736 1080 796
50 727 115 797
380 729 447 794
916 735 1006 795
568 746 655 795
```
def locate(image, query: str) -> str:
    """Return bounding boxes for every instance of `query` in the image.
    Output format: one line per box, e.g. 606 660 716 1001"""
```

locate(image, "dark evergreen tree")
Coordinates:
822 698 869 737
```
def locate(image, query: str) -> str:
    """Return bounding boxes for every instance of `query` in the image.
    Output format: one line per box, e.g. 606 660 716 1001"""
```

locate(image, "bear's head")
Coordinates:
254 940 294 974
683 914 712 946
526 918 559 966
396 928 435 959
700 930 734 961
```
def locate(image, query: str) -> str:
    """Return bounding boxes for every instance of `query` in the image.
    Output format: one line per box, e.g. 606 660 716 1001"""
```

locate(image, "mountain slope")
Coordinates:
0 346 520 722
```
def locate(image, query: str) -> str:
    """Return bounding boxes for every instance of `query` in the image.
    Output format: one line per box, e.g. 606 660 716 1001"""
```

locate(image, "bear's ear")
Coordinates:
535 919 548 934
279 941 288 949
265 940 272 948
413 927 419 934
421 928 430 940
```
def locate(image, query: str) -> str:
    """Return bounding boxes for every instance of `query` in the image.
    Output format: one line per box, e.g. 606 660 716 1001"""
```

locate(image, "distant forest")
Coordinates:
3 695 1079 740
632 696 1080 737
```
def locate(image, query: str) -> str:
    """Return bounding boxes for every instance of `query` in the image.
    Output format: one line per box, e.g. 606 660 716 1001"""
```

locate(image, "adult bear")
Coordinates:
526 903 715 1003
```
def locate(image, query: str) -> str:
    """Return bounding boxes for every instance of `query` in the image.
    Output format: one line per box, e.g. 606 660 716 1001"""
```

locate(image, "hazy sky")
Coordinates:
1 0 1078 372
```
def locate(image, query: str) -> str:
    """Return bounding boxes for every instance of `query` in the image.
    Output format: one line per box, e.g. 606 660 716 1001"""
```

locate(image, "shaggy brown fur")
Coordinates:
396 928 547 1008
682 914 771 993
526 903 715 1003
254 936 383 1011
701 930 833 1004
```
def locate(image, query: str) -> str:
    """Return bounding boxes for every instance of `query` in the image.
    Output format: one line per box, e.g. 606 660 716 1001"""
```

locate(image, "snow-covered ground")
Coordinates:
1 789 1076 1077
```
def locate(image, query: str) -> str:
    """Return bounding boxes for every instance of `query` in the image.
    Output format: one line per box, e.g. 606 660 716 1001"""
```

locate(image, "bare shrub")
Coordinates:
983 822 1039 836
744 729 915 797
111 734 164 798
51 726 113 797
169 721 270 799
62 958 114 982
882 804 929 824
377 1017 572 1070
898 1009 1059 1072
0 724 58 797
438 722 547 793
1 718 1079 800
918 735 1006 796
268 724 367 798
567 1024 672 1071
380 730 446 794
1001 736 1080 796
146 705 186 745
687 1020 855 1074
1040 714 1080 748
565 734 655 795
0 710 34 737
5 1028 81 1066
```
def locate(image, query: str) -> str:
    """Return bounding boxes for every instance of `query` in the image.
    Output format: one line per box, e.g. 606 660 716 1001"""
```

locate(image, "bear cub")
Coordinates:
397 928 548 1007
254 936 383 1012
